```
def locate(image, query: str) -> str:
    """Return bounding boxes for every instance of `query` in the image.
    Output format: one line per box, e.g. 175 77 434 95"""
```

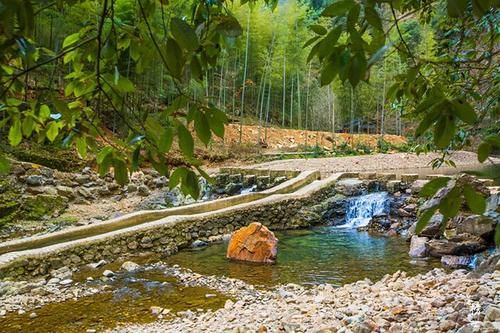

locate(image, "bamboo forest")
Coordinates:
0 1 498 333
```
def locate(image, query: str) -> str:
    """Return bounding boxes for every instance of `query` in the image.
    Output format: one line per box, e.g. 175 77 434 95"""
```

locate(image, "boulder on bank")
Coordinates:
409 236 429 258
226 222 278 264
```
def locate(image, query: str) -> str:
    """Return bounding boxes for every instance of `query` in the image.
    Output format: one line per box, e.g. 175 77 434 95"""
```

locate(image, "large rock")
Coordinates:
335 179 366 196
409 236 429 258
227 222 278 263
447 214 495 240
441 255 474 268
427 233 487 257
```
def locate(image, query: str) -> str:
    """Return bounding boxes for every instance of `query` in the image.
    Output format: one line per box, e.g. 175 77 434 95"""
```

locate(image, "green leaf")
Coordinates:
433 114 456 149
116 77 135 93
348 53 366 87
131 146 141 172
177 124 194 158
0 154 10 175
415 207 438 234
451 98 477 124
472 0 492 17
75 136 87 159
151 157 169 176
447 0 468 17
165 38 183 79
190 56 203 81
310 24 327 35
320 60 336 86
169 167 188 189
159 127 174 153
321 0 355 17
303 36 321 49
22 116 34 137
216 16 243 37
365 6 383 31
97 147 113 164
317 27 342 60
206 108 227 138
98 153 113 177
170 18 199 52
62 32 79 48
440 187 461 218
8 118 22 146
477 142 492 162
46 122 59 142
420 177 449 198
39 104 51 120
415 107 440 137
463 184 487 214
112 158 129 186
194 111 211 146
183 170 200 200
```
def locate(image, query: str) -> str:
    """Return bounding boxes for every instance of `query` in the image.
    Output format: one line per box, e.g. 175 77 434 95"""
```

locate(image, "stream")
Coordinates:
0 191 441 332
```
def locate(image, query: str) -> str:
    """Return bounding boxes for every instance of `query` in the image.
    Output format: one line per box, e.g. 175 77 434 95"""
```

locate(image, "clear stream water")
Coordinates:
165 227 440 287
0 192 441 332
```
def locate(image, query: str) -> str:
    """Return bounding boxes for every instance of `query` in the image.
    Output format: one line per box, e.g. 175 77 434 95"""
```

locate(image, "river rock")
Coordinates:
226 222 278 263
484 305 500 322
103 270 115 277
409 236 429 258
26 175 44 186
50 266 72 280
224 183 242 195
441 255 474 268
121 261 140 272
417 212 444 238
335 179 365 196
447 214 495 240
428 234 487 257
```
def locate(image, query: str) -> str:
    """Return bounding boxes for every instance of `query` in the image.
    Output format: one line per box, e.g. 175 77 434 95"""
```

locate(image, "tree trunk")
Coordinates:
282 54 286 128
239 11 251 144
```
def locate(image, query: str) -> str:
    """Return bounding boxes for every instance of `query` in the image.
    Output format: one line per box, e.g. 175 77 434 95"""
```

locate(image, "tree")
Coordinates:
0 0 279 199
307 0 499 238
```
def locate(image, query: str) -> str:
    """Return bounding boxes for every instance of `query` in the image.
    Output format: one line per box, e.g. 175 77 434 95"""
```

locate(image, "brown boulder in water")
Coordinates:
226 222 278 263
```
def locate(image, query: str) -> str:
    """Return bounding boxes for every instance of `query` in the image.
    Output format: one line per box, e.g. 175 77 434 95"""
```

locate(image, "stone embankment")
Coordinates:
112 264 500 333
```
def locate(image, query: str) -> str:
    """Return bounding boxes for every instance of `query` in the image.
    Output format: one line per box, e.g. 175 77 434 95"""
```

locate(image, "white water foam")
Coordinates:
336 192 390 229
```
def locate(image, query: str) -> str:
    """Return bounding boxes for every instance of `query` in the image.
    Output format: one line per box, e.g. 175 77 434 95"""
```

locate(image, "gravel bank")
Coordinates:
245 151 499 177
112 267 500 333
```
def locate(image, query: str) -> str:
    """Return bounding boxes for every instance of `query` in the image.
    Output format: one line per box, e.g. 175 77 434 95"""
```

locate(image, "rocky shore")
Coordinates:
112 265 499 333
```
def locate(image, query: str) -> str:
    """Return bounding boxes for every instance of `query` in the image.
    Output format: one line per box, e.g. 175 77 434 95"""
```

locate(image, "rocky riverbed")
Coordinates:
0 255 498 333
111 264 499 333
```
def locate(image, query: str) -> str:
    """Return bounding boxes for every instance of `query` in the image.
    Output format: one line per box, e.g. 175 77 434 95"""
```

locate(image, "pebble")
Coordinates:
59 279 73 286
103 270 115 278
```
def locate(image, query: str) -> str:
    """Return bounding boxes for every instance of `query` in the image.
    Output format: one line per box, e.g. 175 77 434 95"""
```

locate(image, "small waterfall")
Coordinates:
241 185 257 194
337 192 390 229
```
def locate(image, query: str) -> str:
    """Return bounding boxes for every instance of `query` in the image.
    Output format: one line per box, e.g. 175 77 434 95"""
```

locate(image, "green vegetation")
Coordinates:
0 0 498 208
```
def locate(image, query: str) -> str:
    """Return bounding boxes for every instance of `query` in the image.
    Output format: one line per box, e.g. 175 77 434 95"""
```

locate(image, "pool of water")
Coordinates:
0 271 227 333
165 227 441 287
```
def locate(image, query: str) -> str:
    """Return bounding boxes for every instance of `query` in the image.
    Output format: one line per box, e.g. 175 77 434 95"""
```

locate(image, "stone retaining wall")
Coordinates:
0 173 337 279
4 171 487 280
0 170 320 255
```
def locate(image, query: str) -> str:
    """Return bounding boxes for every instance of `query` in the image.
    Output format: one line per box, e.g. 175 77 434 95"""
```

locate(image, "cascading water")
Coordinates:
337 192 390 228
241 185 257 194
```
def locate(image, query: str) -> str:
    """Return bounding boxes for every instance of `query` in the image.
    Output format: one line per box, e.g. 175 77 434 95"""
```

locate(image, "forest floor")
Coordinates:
219 124 407 151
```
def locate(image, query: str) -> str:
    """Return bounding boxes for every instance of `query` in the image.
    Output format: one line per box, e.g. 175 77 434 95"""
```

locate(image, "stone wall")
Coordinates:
0 173 336 279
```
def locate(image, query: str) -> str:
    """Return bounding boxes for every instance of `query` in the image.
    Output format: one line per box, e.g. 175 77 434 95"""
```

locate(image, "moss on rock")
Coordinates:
20 195 69 220
0 178 22 226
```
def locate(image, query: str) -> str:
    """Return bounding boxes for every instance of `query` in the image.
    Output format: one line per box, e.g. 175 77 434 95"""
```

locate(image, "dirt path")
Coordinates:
239 151 498 177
